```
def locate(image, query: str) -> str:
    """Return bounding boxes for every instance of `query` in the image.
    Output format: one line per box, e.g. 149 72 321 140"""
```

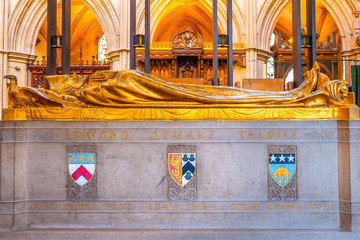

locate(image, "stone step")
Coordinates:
0 229 359 240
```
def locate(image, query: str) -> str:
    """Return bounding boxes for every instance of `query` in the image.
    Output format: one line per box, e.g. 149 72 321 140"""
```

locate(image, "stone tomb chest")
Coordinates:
0 120 359 239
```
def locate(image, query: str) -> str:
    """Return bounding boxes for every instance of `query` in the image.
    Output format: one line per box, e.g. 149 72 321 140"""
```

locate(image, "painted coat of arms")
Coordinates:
168 153 196 187
269 153 296 187
68 153 96 186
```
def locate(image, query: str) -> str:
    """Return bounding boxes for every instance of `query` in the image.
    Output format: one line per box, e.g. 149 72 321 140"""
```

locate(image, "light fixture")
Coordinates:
301 34 311 48
51 35 62 48
218 34 229 48
134 34 145 48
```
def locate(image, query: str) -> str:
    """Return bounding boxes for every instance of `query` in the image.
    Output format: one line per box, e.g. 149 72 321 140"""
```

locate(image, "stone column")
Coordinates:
7 52 36 84
106 0 130 70
0 0 9 119
0 0 5 114
245 0 257 78
245 0 267 79
342 51 352 84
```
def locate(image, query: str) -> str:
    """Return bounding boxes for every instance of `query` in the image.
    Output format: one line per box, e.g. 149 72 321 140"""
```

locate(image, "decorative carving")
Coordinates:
339 201 352 213
233 56 246 68
13 202 26 213
150 59 173 81
306 129 360 142
173 29 203 49
15 129 27 141
29 131 54 141
28 58 110 89
0 203 14 214
268 145 297 201
1 129 14 142
179 61 197 78
167 145 197 201
66 145 97 201
305 129 337 140
67 145 97 153
66 174 97 201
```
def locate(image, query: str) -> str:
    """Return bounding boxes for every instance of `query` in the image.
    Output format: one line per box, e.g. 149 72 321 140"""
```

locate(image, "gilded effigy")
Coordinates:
3 63 357 120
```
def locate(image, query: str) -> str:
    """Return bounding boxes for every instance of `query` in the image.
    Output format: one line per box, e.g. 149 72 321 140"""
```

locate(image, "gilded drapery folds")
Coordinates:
3 63 358 121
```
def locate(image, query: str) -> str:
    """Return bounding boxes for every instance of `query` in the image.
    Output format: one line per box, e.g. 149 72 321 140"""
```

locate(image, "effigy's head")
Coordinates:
46 74 89 95
324 80 349 102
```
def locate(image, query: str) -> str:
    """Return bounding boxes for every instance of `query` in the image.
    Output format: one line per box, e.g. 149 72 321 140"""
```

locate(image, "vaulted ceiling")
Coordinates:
151 0 216 42
35 0 103 62
275 0 340 47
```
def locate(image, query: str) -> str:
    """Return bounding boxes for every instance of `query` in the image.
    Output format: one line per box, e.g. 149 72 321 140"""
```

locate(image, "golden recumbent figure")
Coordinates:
3 63 356 121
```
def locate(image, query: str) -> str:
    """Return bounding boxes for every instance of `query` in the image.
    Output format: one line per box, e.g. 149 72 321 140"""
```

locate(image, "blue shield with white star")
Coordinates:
269 153 296 187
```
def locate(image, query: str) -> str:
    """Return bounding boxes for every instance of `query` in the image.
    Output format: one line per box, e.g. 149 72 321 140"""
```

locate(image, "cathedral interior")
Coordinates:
12 0 355 94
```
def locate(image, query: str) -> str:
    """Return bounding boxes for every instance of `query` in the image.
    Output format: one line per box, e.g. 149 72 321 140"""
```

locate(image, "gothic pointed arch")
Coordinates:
136 0 245 43
257 0 357 51
8 0 119 56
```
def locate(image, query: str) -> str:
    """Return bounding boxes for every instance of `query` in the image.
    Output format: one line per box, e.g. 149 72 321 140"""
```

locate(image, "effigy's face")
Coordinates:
339 84 348 98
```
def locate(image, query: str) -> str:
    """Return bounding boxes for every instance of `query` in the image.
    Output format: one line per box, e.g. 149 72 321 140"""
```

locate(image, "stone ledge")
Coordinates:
0 229 358 240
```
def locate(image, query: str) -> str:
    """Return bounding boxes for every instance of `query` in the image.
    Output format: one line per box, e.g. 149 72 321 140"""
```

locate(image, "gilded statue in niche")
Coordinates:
4 63 354 109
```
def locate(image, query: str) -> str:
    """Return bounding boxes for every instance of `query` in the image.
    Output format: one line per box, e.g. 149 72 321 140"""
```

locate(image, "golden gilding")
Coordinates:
3 62 358 121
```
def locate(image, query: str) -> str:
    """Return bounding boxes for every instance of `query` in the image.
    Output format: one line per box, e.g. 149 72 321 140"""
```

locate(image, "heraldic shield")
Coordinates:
68 153 96 186
269 153 296 187
168 153 196 187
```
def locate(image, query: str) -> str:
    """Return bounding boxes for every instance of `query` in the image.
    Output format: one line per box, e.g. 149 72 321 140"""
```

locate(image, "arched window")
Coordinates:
270 32 276 47
98 34 108 64
267 57 275 79
285 69 294 84
267 33 276 79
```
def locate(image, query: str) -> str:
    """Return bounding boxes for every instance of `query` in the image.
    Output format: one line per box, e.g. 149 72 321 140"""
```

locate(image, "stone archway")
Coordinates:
7 0 121 86
257 0 357 52
8 0 120 61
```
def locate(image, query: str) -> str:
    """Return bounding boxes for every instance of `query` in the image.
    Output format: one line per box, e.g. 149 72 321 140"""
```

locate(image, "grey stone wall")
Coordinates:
0 120 357 234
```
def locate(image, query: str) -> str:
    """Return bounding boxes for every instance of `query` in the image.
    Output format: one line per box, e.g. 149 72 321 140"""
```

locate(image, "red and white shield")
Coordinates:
68 153 96 186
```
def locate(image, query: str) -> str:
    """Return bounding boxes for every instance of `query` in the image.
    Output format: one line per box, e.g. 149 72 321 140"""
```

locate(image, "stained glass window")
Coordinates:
267 56 275 79
98 34 108 64
267 33 276 79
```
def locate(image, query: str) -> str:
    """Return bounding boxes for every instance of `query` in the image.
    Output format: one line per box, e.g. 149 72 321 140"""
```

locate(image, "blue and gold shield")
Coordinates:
269 153 296 187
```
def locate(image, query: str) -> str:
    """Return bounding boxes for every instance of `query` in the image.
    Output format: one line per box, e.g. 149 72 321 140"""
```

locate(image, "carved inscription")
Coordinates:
65 131 128 141
61 129 298 142
238 131 297 141
16 201 336 214
153 131 215 141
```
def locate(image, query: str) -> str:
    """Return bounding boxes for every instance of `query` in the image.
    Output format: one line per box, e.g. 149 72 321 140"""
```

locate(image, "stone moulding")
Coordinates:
3 106 358 121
